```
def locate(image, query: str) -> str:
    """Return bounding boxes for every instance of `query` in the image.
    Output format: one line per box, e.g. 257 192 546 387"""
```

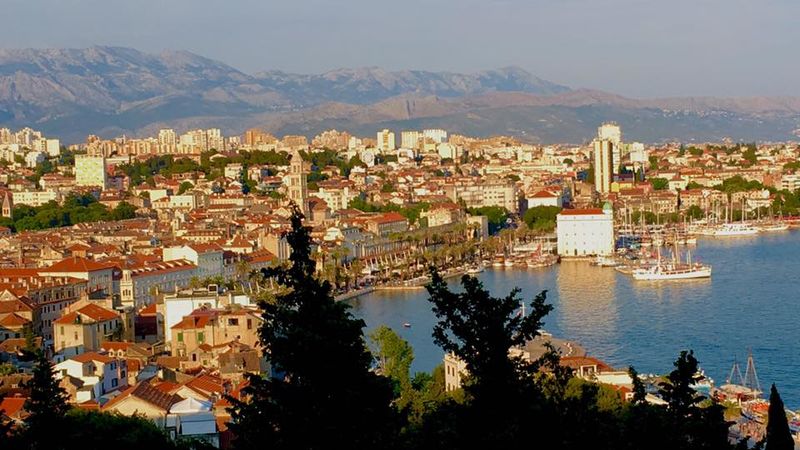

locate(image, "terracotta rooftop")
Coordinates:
54 303 119 325
40 256 116 273
558 208 605 216
103 382 183 412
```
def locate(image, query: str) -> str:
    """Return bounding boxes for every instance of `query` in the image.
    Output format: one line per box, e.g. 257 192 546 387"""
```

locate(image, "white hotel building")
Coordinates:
556 207 614 257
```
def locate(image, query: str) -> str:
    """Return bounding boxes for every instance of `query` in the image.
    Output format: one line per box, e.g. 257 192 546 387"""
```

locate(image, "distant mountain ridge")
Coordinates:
1 46 799 143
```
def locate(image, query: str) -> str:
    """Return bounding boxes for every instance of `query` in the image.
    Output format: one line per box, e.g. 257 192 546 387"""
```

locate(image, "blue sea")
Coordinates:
349 231 800 410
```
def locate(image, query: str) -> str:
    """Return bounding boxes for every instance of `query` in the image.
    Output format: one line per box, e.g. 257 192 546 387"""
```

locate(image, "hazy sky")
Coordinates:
3 0 798 97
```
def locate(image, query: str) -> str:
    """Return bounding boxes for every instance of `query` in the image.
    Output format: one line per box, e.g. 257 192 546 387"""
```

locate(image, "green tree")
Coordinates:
686 205 704 221
649 155 660 171
422 270 554 448
657 350 732 450
466 206 508 235
765 384 793 450
370 325 414 398
742 148 758 165
522 206 561 232
177 181 194 195
227 206 398 450
111 202 137 221
22 351 71 449
649 177 669 190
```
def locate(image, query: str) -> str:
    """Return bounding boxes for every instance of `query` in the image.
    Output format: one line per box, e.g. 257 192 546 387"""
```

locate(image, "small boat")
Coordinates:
503 259 515 268
591 255 619 267
466 265 484 275
758 222 789 232
403 322 411 328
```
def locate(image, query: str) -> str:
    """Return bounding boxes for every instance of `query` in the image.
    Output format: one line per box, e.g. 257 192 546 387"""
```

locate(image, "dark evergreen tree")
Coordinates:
22 350 71 450
421 270 554 448
658 350 733 450
227 205 398 450
765 384 793 450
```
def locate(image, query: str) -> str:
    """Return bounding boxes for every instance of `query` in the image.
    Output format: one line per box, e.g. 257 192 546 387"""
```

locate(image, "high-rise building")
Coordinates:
376 129 396 152
593 138 614 194
287 149 308 215
423 129 448 144
598 123 623 174
400 131 421 149
75 154 107 188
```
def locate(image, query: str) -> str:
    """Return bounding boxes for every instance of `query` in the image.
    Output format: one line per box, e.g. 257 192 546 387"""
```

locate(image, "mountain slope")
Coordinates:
1 46 800 143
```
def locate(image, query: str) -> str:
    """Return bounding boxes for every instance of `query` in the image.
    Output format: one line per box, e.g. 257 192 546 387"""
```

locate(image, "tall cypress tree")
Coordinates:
766 384 794 450
227 205 398 450
23 350 70 450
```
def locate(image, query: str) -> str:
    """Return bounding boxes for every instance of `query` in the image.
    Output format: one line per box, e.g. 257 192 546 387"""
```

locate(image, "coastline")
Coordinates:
335 267 470 301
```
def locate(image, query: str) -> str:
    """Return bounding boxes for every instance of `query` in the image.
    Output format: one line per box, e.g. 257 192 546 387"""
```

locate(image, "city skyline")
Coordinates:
2 0 800 98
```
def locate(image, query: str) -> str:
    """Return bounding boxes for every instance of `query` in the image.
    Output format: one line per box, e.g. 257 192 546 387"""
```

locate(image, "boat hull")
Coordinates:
632 268 712 280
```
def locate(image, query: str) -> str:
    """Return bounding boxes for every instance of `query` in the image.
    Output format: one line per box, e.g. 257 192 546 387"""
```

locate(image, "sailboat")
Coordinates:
631 242 711 280
713 199 758 236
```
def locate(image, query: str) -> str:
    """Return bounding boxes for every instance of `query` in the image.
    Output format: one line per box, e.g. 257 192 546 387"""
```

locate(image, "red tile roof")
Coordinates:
54 303 119 325
72 352 115 364
530 190 558 198
0 396 27 418
0 313 30 327
559 208 605 216
40 257 116 273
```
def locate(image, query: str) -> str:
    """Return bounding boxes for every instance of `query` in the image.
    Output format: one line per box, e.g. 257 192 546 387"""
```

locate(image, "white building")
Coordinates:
55 352 128 403
24 151 46 168
556 206 614 257
376 129 396 152
423 128 448 144
75 154 107 188
400 131 421 149
163 244 224 279
523 190 563 210
12 190 59 207
161 289 253 345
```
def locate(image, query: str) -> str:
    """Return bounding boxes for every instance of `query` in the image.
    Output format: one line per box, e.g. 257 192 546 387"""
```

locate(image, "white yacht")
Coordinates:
712 222 759 237
631 248 711 281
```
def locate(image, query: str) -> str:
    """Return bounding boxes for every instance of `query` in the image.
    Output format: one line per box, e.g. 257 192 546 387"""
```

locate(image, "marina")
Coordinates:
349 230 800 413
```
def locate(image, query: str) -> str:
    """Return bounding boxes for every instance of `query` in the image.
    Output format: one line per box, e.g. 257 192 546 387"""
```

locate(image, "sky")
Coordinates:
2 0 799 98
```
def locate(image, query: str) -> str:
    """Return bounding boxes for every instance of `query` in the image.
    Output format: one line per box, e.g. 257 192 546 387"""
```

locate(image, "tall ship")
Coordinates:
712 222 759 237
631 246 711 281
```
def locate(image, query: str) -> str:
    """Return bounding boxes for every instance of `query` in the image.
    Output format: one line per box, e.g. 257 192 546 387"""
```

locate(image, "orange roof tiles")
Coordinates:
54 303 119 325
40 256 116 273
72 352 115 364
0 396 27 418
559 208 605 215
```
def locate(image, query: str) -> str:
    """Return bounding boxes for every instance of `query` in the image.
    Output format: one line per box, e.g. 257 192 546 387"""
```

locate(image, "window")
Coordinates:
197 332 204 343
247 319 252 330
177 332 183 342
111 378 118 387
228 318 239 326
60 326 64 336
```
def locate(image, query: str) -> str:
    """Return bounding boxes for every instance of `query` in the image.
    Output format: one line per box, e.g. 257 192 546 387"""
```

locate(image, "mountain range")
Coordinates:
1 46 799 144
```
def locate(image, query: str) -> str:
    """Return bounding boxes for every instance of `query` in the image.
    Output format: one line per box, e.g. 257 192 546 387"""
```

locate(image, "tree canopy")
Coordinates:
227 206 398 450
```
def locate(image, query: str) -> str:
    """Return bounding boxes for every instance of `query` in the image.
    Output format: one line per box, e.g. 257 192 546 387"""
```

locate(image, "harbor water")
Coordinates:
348 230 800 409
